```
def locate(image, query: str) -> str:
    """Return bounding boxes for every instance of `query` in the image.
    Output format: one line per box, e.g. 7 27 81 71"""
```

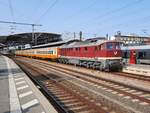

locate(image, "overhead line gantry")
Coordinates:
0 20 42 45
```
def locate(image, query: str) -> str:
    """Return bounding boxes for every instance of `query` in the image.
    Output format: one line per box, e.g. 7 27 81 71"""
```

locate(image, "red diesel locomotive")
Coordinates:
59 39 123 71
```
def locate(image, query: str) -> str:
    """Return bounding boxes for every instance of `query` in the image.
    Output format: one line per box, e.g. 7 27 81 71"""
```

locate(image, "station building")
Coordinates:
111 32 150 46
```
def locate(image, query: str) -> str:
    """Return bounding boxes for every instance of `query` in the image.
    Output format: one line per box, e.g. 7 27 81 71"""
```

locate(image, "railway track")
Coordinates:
112 72 150 82
13 57 150 113
18 57 150 91
14 59 110 113
19 56 150 82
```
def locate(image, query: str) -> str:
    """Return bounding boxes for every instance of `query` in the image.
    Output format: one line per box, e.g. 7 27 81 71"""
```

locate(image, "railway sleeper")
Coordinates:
68 105 89 111
63 102 85 108
65 104 87 109
61 99 79 103
58 96 75 101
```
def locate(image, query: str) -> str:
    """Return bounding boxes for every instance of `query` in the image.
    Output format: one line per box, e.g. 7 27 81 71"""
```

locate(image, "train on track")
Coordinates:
15 39 123 71
121 45 150 64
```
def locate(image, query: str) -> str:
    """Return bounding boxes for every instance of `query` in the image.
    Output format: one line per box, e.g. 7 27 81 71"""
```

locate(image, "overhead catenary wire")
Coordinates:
96 14 150 33
67 0 144 30
29 1 46 22
92 0 144 22
8 0 16 34
62 0 98 24
8 0 14 21
35 0 59 23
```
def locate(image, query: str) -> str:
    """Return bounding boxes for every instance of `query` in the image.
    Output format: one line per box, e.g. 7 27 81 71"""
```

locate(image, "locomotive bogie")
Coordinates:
59 56 122 71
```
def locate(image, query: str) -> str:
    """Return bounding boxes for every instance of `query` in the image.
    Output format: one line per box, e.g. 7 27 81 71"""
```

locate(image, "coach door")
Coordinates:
129 49 136 64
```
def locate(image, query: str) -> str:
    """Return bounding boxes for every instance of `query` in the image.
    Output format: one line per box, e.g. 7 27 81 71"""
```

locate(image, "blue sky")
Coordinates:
0 0 150 39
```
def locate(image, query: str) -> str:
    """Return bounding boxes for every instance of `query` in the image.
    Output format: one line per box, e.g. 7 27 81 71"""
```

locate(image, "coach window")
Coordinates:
127 51 130 58
138 52 146 59
123 51 127 58
138 52 142 59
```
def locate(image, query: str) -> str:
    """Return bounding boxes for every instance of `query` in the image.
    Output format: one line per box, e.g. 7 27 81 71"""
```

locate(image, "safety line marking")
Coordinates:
4 56 22 113
17 85 29 91
16 81 26 85
19 91 33 98
21 99 39 110
15 77 24 81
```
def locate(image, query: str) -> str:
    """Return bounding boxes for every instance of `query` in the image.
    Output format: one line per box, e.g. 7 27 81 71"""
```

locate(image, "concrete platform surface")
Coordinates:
123 64 150 76
0 55 58 113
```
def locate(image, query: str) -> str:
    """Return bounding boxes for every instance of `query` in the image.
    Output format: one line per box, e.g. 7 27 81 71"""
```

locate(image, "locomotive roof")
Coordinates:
121 45 150 50
61 39 119 48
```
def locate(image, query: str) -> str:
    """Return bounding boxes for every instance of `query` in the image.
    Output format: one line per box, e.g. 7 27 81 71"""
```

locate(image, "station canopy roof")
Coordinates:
0 32 62 47
0 43 6 48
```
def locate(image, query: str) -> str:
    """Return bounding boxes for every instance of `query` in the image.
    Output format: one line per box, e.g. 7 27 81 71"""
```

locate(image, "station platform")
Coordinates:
0 55 58 113
123 64 150 76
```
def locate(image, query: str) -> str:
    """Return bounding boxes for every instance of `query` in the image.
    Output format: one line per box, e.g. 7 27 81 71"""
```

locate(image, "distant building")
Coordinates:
112 32 150 46
145 38 150 44
85 37 107 42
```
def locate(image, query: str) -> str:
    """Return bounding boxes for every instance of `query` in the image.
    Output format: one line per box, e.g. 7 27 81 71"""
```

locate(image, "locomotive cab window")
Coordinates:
115 43 120 49
107 43 113 50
